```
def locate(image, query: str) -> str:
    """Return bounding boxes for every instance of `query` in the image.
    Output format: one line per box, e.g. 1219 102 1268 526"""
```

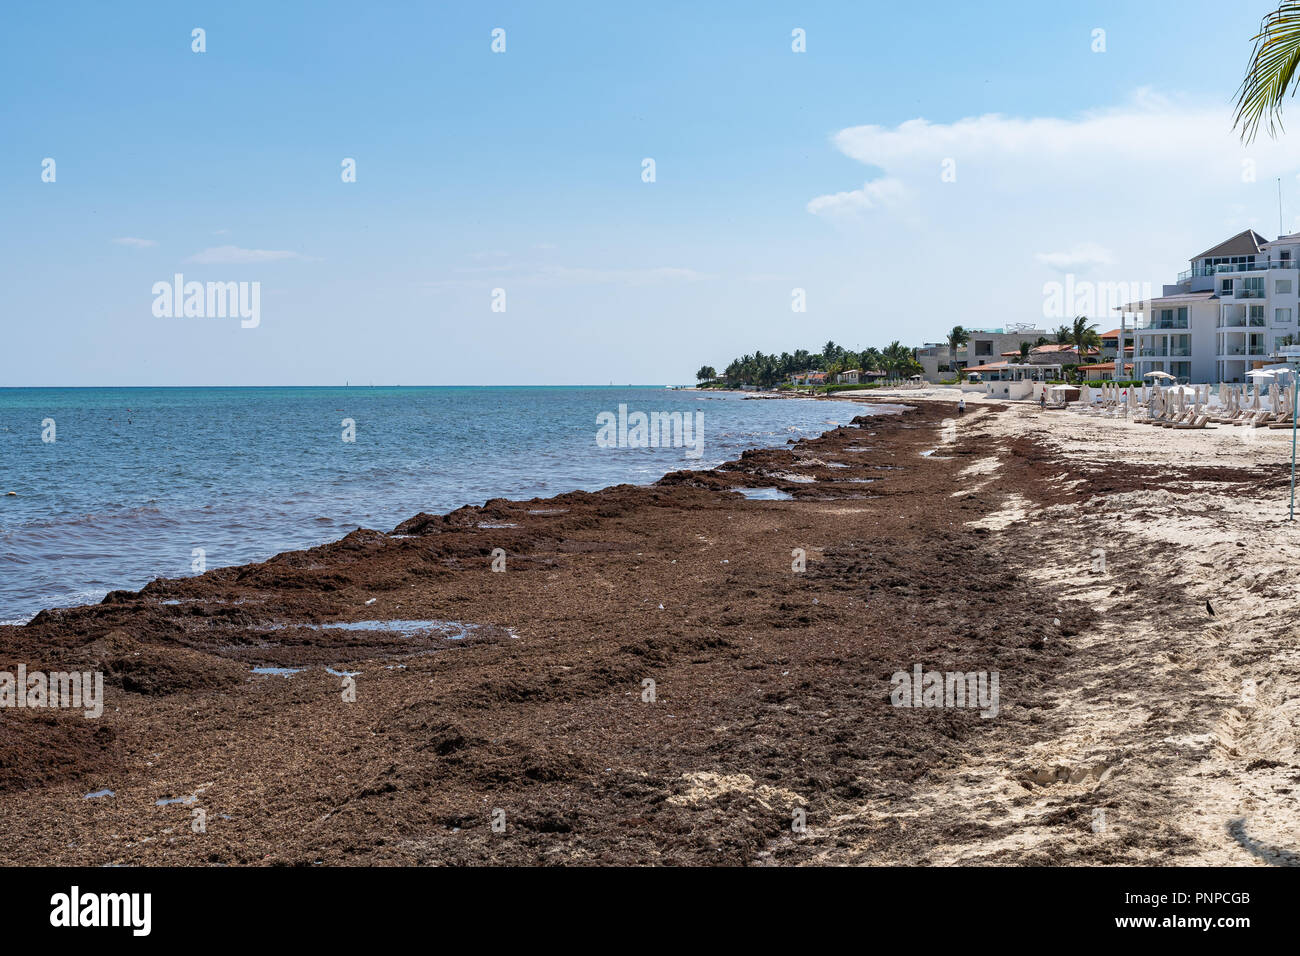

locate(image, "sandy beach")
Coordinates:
1 395 1297 865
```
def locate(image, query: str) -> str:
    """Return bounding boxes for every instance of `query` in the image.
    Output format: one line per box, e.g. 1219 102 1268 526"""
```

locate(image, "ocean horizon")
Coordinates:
0 385 863 621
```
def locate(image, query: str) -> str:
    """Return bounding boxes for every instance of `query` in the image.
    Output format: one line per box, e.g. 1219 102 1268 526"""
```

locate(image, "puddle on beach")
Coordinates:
920 449 953 459
738 488 795 501
476 522 518 529
258 619 477 639
310 619 475 639
155 794 197 806
83 789 115 800
528 508 568 515
246 620 489 678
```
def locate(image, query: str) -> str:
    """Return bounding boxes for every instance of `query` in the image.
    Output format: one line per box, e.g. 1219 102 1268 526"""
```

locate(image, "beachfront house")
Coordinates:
959 360 1062 383
963 325 1049 374
1098 328 1134 364
916 343 953 383
1076 360 1134 381
1118 228 1300 383
836 369 862 385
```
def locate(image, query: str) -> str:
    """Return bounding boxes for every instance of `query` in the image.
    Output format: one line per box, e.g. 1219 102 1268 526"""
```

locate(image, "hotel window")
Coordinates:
1221 278 1234 294
1251 305 1266 322
1279 279 1294 294
1279 308 1293 324
1244 276 1265 295
1177 307 1188 324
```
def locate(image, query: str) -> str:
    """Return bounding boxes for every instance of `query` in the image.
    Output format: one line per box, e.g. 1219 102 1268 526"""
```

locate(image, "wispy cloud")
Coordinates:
802 89 1300 329
422 263 714 288
185 245 309 264
112 237 157 248
805 178 907 218
1034 242 1115 270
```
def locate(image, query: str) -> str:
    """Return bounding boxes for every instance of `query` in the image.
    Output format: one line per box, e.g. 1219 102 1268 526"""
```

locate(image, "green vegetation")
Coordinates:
1235 2 1300 142
713 339 923 388
946 326 970 381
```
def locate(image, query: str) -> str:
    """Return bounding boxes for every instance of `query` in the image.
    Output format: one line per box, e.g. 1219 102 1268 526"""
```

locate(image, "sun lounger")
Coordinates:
1155 411 1194 427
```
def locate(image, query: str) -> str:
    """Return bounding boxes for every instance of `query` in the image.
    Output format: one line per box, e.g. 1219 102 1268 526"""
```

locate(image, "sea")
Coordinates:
0 386 865 622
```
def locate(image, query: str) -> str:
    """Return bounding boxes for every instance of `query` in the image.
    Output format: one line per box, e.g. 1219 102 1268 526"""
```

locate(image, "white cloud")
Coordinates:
185 245 308 264
803 90 1300 335
426 263 714 287
112 237 157 248
1034 242 1115 270
805 178 907 217
533 265 713 285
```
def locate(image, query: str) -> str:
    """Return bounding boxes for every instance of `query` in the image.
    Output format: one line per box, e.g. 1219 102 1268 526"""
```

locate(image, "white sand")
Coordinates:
821 391 1300 865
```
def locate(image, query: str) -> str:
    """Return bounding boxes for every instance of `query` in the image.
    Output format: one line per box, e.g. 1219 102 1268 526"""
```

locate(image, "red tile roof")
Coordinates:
1076 361 1134 372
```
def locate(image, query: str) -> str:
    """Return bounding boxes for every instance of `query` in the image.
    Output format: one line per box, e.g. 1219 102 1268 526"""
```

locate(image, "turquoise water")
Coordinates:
0 386 862 621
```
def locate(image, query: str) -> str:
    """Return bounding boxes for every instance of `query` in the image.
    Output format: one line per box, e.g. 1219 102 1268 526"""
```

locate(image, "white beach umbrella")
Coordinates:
1144 370 1175 380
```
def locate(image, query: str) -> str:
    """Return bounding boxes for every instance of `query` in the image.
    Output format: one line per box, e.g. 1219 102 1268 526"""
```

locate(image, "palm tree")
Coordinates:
946 325 970 380
695 366 716 382
1054 324 1072 345
1235 2 1300 142
882 340 911 381
1018 341 1032 364
1069 315 1101 381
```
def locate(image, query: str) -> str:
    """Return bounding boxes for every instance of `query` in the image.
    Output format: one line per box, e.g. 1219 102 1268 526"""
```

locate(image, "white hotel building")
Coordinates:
1123 229 1300 383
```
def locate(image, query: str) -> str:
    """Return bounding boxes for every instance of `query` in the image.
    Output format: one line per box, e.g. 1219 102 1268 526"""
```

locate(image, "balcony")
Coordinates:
1234 288 1266 299
1220 345 1247 356
1176 258 1300 281
1169 346 1192 357
1137 318 1189 330
1138 348 1168 357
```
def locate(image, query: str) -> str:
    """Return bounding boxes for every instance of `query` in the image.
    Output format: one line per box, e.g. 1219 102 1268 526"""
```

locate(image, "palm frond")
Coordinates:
1235 2 1300 142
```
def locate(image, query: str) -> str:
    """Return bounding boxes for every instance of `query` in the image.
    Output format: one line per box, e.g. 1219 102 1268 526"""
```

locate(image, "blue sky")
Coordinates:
1 1 1294 385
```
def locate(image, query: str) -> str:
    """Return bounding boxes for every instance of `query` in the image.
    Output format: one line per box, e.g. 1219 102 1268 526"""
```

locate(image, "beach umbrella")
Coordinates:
1144 370 1175 380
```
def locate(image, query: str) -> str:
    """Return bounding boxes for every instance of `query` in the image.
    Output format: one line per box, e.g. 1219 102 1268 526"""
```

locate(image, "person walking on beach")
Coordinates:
1039 391 1047 410
957 398 966 415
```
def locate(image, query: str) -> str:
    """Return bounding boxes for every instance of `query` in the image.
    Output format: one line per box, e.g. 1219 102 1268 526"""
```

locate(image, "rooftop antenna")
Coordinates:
1280 177 1285 236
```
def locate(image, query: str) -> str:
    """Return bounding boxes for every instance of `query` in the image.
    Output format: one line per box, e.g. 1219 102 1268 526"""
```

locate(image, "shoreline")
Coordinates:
0 389 863 625
2 398 1297 865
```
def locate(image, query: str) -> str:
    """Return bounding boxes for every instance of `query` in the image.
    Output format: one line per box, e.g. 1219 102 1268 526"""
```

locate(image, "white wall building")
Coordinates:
1122 229 1300 383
